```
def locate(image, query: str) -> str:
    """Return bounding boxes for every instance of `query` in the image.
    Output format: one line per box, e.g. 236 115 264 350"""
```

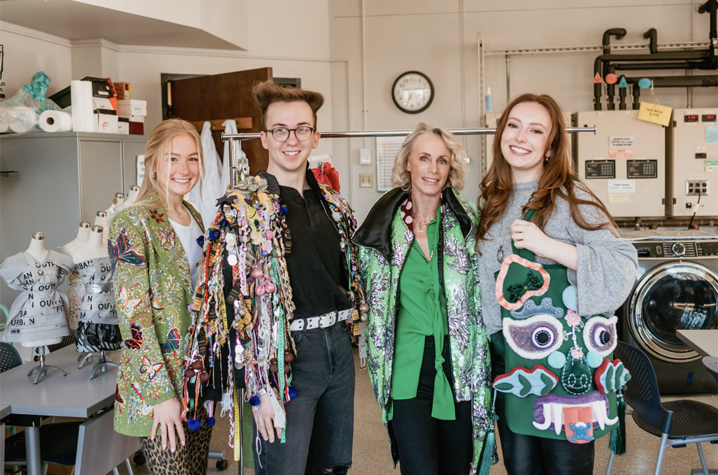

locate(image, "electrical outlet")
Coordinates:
360 148 372 165
685 179 710 196
359 173 374 188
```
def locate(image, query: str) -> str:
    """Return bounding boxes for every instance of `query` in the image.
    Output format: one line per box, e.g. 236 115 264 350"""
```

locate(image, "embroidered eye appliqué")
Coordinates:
504 314 564 360
582 316 618 357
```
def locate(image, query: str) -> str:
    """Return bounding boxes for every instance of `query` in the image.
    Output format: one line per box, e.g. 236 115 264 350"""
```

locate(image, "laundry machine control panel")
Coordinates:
667 108 718 217
574 110 666 218
631 240 718 258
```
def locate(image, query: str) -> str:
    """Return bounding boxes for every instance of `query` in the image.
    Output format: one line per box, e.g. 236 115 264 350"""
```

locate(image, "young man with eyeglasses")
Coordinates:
192 80 365 475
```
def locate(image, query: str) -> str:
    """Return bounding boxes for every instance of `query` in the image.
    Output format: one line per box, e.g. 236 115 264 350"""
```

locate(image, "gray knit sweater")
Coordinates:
478 180 638 337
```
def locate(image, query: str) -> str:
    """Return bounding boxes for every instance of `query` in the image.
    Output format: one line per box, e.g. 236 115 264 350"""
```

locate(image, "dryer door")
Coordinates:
628 262 718 363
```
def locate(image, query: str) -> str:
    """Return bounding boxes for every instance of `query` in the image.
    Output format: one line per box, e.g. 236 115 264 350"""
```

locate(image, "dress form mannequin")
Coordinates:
73 225 120 378
3 232 70 384
114 185 139 213
94 210 110 244
24 233 61 348
106 192 125 218
62 222 91 257
64 222 92 360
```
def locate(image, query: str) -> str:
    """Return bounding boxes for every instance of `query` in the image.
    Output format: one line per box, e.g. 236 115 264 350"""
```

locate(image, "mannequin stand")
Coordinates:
27 347 67 384
89 351 119 380
78 352 95 368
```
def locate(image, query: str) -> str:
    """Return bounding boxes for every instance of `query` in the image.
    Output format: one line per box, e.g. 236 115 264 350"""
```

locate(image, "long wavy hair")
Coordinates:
477 94 617 248
134 119 204 209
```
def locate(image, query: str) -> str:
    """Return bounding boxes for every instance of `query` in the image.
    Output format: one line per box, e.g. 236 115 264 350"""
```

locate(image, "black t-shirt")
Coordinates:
280 185 352 319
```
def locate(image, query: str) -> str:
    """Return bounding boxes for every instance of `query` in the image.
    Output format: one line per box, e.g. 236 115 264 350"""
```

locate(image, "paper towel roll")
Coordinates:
70 80 85 132
40 110 73 132
0 121 8 133
81 81 95 132
8 107 38 133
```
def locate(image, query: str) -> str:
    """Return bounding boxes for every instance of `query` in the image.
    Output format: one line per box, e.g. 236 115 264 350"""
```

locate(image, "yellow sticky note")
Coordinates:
637 102 672 127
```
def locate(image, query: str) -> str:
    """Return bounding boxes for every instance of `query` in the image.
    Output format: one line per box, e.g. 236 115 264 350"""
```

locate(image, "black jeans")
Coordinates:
490 333 595 475
391 336 473 475
253 322 355 475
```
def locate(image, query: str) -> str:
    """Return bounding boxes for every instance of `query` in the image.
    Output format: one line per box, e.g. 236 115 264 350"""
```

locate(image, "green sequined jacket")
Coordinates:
354 187 492 472
109 197 204 437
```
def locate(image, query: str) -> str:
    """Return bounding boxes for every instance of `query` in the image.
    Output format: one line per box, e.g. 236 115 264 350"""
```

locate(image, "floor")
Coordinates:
108 349 717 475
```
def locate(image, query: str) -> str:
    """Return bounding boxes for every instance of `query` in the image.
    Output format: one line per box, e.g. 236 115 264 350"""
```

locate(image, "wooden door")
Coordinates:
169 67 272 174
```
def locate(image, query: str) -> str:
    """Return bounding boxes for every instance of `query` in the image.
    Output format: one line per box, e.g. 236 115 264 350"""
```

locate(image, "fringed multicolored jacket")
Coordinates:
184 170 367 449
354 187 492 472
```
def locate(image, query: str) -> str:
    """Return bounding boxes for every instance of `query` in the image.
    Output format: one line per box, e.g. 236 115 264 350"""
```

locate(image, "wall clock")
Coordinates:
392 71 434 114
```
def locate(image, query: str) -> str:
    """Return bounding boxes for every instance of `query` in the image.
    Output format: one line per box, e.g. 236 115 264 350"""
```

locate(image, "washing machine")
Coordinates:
666 108 718 217
620 229 718 394
574 110 666 218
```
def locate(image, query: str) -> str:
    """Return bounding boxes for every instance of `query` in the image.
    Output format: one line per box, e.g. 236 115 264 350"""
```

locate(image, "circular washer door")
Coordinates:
629 262 718 363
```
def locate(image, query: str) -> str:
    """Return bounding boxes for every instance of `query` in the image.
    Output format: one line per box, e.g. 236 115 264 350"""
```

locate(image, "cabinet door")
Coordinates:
122 141 147 195
79 141 123 223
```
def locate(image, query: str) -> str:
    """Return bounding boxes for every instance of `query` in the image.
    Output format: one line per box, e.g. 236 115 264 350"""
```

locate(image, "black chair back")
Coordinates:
0 342 23 373
47 329 77 353
703 356 718 383
615 341 674 433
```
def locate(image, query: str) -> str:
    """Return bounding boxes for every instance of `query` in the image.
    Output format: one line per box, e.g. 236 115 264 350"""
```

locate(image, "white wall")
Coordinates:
329 0 718 221
5 0 718 223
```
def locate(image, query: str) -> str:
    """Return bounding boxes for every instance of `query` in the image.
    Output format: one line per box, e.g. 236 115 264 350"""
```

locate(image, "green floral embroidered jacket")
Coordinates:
109 197 204 437
354 187 492 472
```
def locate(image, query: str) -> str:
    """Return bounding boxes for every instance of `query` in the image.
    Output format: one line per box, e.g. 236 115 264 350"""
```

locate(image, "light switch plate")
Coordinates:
360 148 372 165
359 173 374 188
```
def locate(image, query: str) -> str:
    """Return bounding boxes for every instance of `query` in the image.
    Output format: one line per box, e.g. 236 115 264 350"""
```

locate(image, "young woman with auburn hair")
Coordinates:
477 94 637 474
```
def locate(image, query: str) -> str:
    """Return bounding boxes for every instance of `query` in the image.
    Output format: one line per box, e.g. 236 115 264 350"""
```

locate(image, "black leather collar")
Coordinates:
353 187 472 262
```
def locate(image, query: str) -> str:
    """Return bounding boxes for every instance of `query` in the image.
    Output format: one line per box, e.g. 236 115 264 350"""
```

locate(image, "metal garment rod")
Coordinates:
222 127 596 141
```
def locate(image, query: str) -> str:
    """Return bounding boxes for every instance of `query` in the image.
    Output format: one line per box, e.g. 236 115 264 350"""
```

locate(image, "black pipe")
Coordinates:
644 28 658 54
593 51 709 109
632 84 641 110
698 0 717 44
618 75 628 110
606 65 616 110
623 75 718 87
603 28 627 54
614 62 705 70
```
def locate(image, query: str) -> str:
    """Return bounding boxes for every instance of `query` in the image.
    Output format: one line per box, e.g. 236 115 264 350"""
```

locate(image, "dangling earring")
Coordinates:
152 171 157 179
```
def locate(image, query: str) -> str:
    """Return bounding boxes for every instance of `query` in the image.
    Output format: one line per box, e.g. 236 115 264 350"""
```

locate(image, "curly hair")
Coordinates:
391 123 469 191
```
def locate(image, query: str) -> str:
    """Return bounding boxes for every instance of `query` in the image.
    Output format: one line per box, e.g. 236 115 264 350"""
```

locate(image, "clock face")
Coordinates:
392 71 434 114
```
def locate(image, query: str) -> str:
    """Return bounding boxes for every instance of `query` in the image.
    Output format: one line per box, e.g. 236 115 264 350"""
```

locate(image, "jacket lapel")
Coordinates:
145 203 199 294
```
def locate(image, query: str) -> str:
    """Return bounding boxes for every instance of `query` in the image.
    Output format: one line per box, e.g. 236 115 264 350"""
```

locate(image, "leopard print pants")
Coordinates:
139 404 213 475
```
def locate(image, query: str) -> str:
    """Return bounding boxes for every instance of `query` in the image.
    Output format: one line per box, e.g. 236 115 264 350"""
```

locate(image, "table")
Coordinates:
676 329 718 358
0 346 121 475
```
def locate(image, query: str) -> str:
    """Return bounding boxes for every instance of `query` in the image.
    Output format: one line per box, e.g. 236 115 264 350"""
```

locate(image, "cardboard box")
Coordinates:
118 114 144 123
96 113 119 133
114 82 132 100
129 121 144 135
118 99 147 117
118 118 130 134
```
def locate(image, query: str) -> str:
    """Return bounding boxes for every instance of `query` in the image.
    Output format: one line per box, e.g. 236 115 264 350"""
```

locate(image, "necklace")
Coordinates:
412 211 433 234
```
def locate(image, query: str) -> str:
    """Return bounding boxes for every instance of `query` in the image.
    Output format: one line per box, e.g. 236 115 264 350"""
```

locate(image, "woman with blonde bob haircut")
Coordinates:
355 123 492 474
110 119 213 474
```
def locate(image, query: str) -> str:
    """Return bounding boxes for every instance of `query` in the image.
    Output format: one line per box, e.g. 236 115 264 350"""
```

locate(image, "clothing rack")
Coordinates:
223 126 597 187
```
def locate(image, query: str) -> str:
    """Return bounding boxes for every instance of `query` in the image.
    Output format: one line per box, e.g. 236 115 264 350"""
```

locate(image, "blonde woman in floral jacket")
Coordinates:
354 123 492 474
110 119 211 475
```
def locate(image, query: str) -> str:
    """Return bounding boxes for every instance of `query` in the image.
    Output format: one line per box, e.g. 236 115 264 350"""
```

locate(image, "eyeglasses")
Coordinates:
265 126 316 142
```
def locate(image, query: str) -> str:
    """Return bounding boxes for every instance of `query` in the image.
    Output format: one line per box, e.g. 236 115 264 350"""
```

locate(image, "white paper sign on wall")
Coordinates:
607 179 636 193
137 155 145 186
